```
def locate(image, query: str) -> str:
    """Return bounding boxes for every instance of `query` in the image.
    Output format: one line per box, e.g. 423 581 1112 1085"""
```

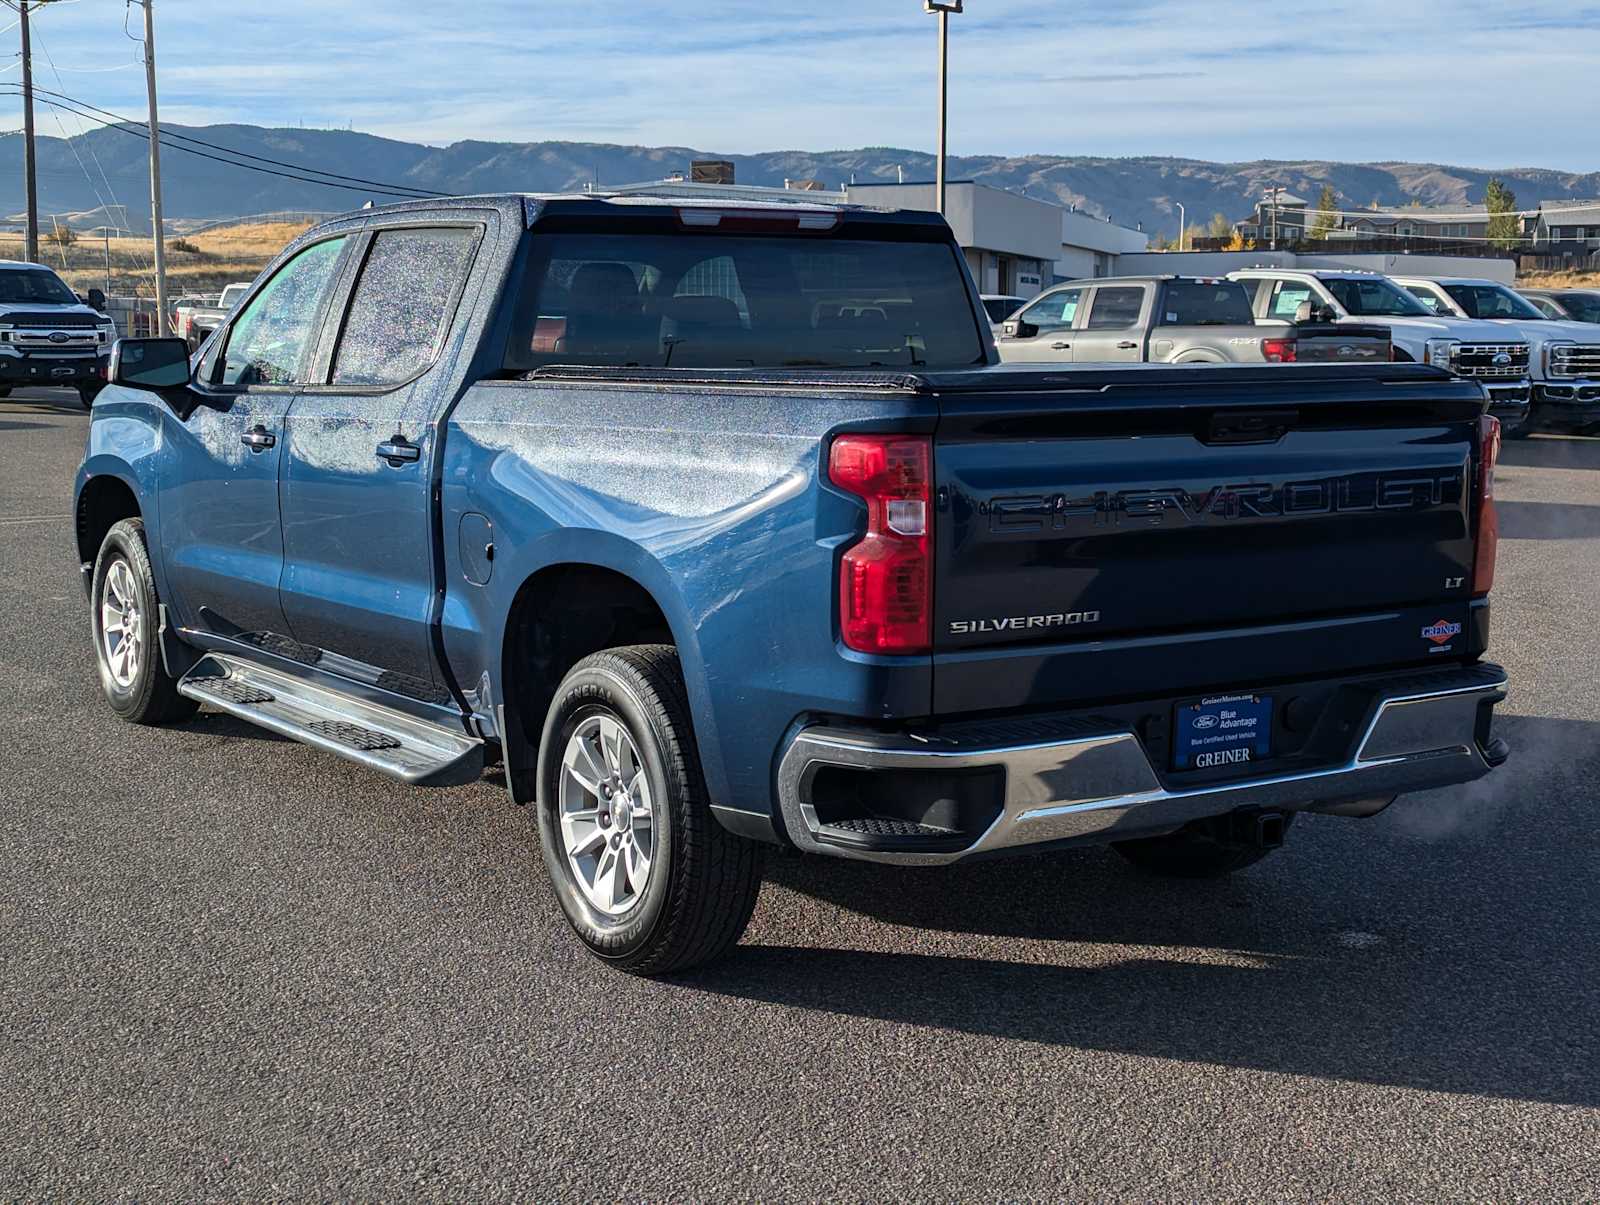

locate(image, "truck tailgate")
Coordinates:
928 364 1488 714
1291 323 1391 362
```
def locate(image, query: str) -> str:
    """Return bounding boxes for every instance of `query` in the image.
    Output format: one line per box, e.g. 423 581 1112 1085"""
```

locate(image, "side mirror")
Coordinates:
87 287 107 312
110 338 192 389
1294 301 1315 323
1003 320 1038 339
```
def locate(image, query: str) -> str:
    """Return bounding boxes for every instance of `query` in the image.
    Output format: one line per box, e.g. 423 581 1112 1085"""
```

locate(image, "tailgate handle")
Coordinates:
1203 408 1297 445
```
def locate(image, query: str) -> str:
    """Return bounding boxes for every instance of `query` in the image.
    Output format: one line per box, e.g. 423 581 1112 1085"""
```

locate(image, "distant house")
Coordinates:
1338 204 1490 242
1528 199 1600 260
1233 192 1309 244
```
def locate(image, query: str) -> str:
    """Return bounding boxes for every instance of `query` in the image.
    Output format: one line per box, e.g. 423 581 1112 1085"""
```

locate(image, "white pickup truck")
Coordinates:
995 275 1390 366
1394 275 1600 436
1230 268 1533 434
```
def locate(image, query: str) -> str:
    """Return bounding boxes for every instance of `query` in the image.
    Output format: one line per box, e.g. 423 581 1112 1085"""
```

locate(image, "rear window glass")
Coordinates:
982 297 1021 323
504 232 983 371
331 226 478 386
1159 282 1255 326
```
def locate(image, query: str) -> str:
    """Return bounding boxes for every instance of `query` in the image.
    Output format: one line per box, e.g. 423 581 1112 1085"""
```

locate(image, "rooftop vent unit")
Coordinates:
691 159 736 185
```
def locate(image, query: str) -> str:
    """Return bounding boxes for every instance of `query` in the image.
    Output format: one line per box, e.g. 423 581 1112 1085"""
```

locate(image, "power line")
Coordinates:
14 83 449 197
0 88 446 199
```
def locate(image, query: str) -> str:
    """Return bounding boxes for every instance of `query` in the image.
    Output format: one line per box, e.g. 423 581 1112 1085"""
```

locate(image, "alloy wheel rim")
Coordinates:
99 558 142 689
558 713 656 917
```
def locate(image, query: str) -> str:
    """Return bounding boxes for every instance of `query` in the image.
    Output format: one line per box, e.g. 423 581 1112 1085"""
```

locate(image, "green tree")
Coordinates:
1485 178 1521 250
1208 212 1232 240
1309 184 1338 240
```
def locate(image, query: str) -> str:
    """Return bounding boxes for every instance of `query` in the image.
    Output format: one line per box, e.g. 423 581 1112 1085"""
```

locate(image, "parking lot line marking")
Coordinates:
0 513 72 525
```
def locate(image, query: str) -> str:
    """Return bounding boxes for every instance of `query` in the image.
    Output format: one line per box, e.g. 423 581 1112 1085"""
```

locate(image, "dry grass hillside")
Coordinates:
2 220 311 300
1517 270 1600 289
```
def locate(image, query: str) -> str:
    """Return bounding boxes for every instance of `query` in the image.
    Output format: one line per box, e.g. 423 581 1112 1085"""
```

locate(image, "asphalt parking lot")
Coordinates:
2 386 1597 1198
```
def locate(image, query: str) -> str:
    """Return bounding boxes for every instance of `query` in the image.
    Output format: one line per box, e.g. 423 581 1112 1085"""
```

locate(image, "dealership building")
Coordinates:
600 166 1149 300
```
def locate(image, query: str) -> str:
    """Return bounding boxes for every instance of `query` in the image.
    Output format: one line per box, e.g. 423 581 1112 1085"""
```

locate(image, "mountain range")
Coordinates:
8 123 1600 237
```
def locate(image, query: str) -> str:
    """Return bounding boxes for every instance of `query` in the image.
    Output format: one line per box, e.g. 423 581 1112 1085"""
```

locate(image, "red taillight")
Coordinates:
1473 415 1501 596
1261 336 1297 363
829 434 932 654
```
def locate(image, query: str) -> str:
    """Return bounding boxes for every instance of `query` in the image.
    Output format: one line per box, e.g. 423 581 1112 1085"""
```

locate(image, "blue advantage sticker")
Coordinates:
1174 694 1274 770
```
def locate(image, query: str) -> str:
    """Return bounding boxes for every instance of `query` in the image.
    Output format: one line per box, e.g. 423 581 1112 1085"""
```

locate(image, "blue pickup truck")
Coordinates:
75 194 1510 974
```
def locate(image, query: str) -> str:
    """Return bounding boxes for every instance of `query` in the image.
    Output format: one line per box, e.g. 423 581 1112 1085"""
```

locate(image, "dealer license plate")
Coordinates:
1173 693 1273 770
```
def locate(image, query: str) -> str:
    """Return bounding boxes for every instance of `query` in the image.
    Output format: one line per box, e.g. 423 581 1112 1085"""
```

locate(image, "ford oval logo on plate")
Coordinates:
1493 351 1512 367
48 331 70 344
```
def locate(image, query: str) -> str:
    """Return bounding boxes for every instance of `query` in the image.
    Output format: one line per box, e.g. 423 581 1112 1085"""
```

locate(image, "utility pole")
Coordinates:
1175 201 1186 252
924 1 961 217
1267 185 1283 252
19 1 39 264
140 0 170 334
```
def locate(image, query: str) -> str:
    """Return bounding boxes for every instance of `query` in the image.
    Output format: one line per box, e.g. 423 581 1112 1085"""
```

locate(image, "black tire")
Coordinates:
1502 421 1533 441
535 644 763 975
0 387 11 398
77 384 103 410
90 518 199 726
1113 814 1295 879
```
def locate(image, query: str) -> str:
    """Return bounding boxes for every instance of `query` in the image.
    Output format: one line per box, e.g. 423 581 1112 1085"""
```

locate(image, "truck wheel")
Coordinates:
90 518 199 726
0 387 11 398
536 644 763 975
1113 814 1295 878
77 384 103 410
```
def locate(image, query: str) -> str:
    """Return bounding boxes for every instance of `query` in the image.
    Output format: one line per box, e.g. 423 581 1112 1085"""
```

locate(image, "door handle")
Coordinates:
376 436 421 466
241 425 275 452
1050 341 1072 350
1117 341 1140 350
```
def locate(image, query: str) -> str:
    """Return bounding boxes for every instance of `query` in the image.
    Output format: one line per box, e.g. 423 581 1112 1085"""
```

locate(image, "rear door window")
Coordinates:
1084 286 1146 329
330 226 479 386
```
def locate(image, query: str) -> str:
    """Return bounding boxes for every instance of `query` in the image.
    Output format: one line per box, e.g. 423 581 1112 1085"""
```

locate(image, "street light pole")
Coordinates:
1175 201 1186 252
140 0 170 335
924 1 961 217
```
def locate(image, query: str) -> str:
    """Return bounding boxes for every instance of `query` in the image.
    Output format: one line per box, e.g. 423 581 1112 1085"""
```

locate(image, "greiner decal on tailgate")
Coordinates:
1423 619 1463 653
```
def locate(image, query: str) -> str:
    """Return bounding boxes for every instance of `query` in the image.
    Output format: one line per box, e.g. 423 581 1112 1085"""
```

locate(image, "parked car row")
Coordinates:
1396 276 1600 435
994 267 1600 436
994 274 1391 368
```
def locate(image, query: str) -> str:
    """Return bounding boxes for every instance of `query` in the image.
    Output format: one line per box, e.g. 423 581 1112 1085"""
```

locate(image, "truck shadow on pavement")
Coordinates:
1499 432 1600 470
692 714 1600 1108
1497 499 1600 540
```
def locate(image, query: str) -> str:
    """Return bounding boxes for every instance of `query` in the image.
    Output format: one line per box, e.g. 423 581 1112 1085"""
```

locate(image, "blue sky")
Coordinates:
11 1 1600 169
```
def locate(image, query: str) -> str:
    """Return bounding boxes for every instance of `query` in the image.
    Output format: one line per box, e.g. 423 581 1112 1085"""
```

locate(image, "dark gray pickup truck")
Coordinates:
76 194 1509 974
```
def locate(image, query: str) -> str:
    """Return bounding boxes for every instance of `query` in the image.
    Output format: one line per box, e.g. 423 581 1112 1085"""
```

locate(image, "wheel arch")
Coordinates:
495 551 715 804
75 472 143 567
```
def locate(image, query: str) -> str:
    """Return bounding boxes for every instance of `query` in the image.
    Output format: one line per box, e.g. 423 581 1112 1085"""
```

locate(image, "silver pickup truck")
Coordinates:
995 275 1391 365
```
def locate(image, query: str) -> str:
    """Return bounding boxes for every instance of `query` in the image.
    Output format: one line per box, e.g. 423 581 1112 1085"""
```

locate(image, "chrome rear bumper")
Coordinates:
777 666 1508 865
